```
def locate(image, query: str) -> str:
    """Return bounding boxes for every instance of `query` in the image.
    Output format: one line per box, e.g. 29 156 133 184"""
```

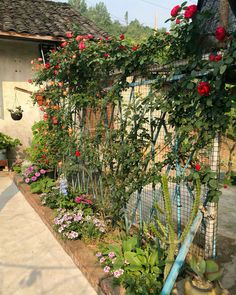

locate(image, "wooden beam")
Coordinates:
14 87 33 95
0 31 65 42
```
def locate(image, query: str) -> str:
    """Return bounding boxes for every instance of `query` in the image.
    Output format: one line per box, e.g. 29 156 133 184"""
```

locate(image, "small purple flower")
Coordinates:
103 266 111 273
35 172 41 177
99 257 106 263
31 176 37 182
96 252 102 258
113 269 124 278
40 169 46 174
108 252 116 259
25 178 30 184
67 231 79 239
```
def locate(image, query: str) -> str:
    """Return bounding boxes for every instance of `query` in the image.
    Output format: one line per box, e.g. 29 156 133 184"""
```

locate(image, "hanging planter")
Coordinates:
8 106 23 121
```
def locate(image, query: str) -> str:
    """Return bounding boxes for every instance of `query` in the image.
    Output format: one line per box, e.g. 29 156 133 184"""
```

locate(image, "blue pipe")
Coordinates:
160 210 203 295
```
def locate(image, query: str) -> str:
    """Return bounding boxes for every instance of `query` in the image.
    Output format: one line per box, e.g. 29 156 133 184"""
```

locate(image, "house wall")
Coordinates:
0 38 42 161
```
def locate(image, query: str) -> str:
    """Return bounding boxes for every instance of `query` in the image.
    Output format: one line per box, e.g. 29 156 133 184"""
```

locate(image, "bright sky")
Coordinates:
55 0 198 29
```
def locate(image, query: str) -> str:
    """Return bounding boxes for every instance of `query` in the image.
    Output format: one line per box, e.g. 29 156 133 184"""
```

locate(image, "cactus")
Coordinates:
148 174 201 280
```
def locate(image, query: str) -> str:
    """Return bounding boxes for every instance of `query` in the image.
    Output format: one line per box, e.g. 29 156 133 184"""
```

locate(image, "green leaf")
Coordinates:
208 179 218 189
220 65 227 75
122 236 138 252
149 251 158 267
124 251 142 266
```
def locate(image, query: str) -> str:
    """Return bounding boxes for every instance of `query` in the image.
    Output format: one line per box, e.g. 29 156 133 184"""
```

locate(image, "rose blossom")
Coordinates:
40 169 46 174
78 41 86 50
195 164 201 171
31 176 37 182
96 252 102 257
25 178 30 183
197 82 210 96
60 42 67 48
35 172 40 177
215 26 226 41
171 5 180 17
66 31 73 38
120 34 125 40
184 4 197 19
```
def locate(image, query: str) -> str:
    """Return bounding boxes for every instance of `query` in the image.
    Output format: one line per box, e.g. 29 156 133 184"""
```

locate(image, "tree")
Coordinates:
68 0 87 14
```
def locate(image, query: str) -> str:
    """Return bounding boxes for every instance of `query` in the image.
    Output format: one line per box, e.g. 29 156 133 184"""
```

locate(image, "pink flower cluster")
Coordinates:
54 208 106 239
24 165 46 184
75 194 92 205
96 251 124 278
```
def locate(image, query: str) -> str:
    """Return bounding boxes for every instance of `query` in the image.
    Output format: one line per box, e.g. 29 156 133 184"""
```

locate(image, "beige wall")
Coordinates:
0 38 41 155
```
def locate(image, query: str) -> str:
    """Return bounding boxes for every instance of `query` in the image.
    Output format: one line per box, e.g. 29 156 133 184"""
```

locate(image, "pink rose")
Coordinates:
60 42 67 48
66 31 73 38
171 5 180 17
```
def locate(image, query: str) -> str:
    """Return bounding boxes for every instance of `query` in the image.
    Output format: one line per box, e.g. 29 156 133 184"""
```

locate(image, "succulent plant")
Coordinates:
189 256 223 282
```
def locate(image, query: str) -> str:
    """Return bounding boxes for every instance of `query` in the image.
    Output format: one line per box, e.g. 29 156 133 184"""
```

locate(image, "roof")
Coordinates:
0 0 107 41
197 0 236 32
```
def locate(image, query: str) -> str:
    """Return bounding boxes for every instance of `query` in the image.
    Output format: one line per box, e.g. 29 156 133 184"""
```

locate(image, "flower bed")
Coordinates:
12 173 125 295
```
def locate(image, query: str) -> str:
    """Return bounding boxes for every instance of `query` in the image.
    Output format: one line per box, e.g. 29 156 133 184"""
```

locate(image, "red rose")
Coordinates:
184 4 197 19
66 31 73 38
223 184 228 189
209 54 216 61
132 46 138 51
75 150 81 157
87 34 93 39
76 35 83 42
44 63 50 69
215 26 226 41
197 82 210 96
215 54 222 61
104 53 109 58
78 41 86 51
195 164 201 171
171 5 180 17
176 19 181 24
61 42 67 48
120 34 125 40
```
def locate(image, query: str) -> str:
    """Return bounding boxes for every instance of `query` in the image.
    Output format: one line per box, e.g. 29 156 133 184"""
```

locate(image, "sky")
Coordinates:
55 0 198 29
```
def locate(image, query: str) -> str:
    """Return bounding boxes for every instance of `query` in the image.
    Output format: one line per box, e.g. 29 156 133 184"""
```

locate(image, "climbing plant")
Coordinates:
30 2 236 225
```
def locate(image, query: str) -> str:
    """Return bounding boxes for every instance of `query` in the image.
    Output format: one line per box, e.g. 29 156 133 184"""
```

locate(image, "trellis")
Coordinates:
72 75 219 260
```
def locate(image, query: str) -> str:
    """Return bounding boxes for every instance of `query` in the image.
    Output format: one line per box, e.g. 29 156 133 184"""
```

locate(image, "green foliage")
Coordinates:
30 177 55 194
147 175 201 280
0 132 21 150
97 236 165 294
189 256 223 282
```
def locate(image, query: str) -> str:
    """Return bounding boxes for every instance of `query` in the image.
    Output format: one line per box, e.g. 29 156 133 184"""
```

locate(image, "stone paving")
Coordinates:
0 174 97 295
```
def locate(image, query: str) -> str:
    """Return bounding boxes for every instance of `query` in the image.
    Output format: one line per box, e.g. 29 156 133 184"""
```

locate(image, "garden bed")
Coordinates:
12 172 125 295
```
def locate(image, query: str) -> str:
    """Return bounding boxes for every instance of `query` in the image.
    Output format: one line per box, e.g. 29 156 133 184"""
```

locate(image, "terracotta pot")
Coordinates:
184 278 217 295
11 113 23 120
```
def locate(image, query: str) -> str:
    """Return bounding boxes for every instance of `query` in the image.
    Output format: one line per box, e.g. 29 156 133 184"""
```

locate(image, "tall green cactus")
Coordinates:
148 174 201 280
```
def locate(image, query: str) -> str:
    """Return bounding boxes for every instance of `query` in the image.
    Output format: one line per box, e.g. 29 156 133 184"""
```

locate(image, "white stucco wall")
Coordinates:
0 38 41 155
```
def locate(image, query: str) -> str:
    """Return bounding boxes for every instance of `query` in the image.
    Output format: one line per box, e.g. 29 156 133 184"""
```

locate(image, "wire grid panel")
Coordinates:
122 78 219 258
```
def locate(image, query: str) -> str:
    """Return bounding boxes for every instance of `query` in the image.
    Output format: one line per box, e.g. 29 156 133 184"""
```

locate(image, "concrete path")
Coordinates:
0 174 97 295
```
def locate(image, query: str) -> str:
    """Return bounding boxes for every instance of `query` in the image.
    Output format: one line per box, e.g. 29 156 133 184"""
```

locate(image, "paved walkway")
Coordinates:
0 174 97 295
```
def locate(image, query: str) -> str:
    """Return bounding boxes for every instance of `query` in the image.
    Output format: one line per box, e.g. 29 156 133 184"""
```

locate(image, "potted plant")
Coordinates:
8 106 23 120
184 256 229 295
0 132 21 160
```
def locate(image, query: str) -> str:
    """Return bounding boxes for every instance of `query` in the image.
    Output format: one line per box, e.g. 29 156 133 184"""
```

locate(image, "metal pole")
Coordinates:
160 210 203 295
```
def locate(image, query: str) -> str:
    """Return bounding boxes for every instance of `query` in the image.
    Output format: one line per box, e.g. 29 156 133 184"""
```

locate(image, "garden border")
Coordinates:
11 172 125 295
